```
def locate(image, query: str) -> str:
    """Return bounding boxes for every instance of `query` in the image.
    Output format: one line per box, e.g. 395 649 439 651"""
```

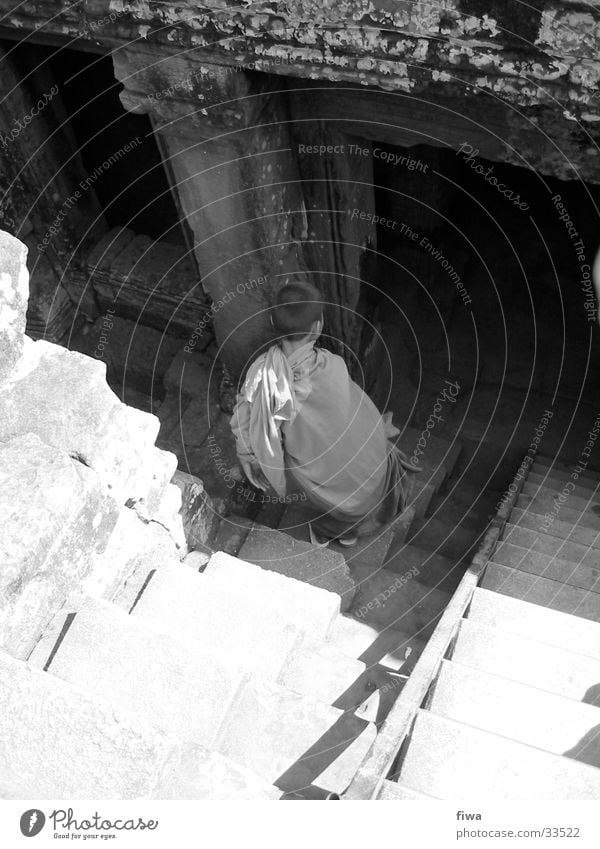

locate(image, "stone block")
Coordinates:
84 505 180 604
70 315 182 399
163 346 216 395
156 749 281 799
0 338 161 503
313 717 377 795
0 433 119 659
131 562 304 679
172 468 221 547
326 614 421 672
278 641 365 704
215 676 342 787
0 230 27 385
44 596 246 749
238 524 356 610
204 551 340 639
0 649 190 798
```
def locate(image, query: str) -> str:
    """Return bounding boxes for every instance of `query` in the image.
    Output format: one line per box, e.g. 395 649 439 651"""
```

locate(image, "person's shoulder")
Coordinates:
316 347 349 375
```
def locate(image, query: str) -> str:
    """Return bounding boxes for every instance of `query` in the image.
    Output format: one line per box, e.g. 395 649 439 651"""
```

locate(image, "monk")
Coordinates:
230 280 416 546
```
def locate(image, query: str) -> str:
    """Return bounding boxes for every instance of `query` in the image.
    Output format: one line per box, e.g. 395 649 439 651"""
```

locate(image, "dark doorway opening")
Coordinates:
8 41 187 245
369 140 600 485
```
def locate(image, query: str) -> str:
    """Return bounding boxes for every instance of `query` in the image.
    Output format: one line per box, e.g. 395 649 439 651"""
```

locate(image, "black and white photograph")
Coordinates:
1 0 600 845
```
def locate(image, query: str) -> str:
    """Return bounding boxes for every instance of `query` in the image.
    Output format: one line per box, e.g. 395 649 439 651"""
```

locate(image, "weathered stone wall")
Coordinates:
2 1 599 180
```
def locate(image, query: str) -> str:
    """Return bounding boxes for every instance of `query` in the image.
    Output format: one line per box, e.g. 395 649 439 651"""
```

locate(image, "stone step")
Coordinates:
203 552 339 639
468 587 600 660
407 515 481 560
130 561 306 679
534 458 600 483
325 614 423 673
481 561 600 622
396 425 462 476
0 648 256 799
214 675 373 793
348 564 449 636
155 750 281 800
431 659 600 767
508 507 600 549
35 596 245 750
277 641 366 705
529 470 600 494
451 617 600 701
213 514 254 556
278 500 415 575
407 479 437 519
398 710 600 799
426 493 492 533
522 480 600 512
384 543 462 594
516 494 600 530
493 541 600 592
502 524 600 566
378 780 439 800
0 433 119 660
237 523 356 610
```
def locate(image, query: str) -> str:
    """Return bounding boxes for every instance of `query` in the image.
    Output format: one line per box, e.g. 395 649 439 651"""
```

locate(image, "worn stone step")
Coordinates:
348 564 449 638
529 470 600 494
325 614 423 673
0 433 119 660
426 493 491 533
408 479 437 519
279 497 395 576
384 543 462 593
277 641 366 705
203 552 339 639
508 507 600 549
214 675 348 791
407 515 481 560
502 524 600 566
522 480 600 512
130 561 305 679
213 514 254 556
0 648 218 799
36 596 245 750
468 587 600 660
312 718 377 795
452 617 600 701
378 780 440 800
534 458 600 484
155 749 281 800
481 561 600 622
493 540 600 592
396 425 462 477
237 523 356 610
516 494 600 530
431 659 600 767
398 710 600 799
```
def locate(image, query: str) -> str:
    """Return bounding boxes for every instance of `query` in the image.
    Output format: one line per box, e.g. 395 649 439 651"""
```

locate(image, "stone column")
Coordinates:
291 118 379 388
113 46 308 379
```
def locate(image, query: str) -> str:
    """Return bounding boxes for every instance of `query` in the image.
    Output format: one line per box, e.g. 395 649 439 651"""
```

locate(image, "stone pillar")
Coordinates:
113 46 308 379
291 120 378 385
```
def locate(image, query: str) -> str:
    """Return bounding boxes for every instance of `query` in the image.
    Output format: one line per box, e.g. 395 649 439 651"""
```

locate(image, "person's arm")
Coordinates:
230 393 269 490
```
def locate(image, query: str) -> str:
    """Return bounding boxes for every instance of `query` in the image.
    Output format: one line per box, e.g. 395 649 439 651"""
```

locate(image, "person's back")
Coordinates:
230 279 413 543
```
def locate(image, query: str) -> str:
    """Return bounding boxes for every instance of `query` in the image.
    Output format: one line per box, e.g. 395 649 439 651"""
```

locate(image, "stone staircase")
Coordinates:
345 455 600 800
1 228 507 800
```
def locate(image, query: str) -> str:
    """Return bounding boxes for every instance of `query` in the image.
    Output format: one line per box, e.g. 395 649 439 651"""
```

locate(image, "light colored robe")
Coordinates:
230 342 412 533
